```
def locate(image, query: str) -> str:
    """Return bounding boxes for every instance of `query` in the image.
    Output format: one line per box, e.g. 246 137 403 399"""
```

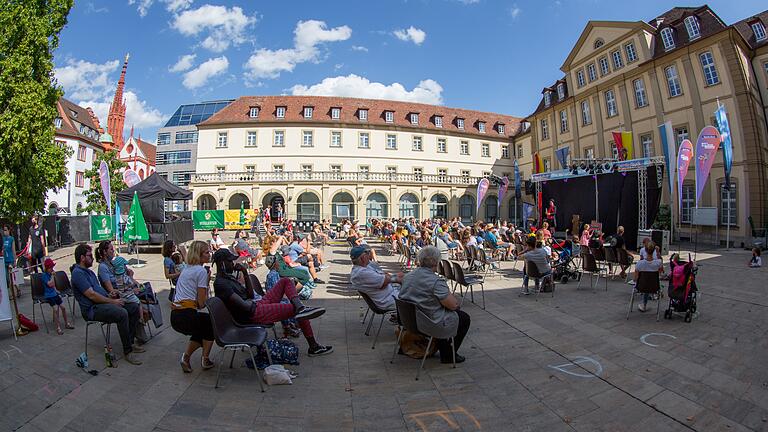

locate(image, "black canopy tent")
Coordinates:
116 173 194 245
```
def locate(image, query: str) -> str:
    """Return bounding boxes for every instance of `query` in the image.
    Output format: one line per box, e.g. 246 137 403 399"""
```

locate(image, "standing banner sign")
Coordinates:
677 139 694 212
99 161 111 214
124 192 149 242
90 215 114 241
715 105 733 190
224 209 257 229
476 178 490 212
659 121 676 196
514 160 522 199
497 176 509 213
192 210 225 230
123 169 141 187
694 126 721 206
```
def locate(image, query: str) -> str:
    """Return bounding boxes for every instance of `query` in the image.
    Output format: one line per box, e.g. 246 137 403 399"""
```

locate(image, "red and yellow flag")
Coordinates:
611 131 634 160
533 152 544 173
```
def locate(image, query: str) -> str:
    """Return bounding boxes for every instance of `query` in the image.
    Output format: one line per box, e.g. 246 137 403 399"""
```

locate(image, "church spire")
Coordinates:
107 53 129 150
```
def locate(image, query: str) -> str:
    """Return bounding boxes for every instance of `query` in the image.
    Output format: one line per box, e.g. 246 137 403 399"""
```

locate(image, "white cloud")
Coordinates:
128 0 153 17
169 54 197 72
182 56 229 89
81 91 165 129
509 4 522 19
244 20 351 81
172 5 256 52
351 45 368 52
393 26 426 45
127 0 192 16
456 0 480 4
289 74 443 105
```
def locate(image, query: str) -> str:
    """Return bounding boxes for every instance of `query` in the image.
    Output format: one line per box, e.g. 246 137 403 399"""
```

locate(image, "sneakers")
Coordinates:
628 280 636 285
295 306 326 321
318 264 329 270
637 303 647 312
180 353 192 373
131 345 146 353
313 278 326 284
201 357 215 370
308 345 334 357
124 353 143 365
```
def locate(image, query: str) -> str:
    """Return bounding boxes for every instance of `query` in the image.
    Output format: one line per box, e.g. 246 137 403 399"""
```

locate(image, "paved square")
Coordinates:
1 235 767 431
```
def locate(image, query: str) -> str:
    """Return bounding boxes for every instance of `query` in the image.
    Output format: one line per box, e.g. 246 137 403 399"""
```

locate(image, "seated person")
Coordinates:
295 234 328 269
633 241 662 312
518 235 552 295
264 259 302 338
483 224 513 258
399 246 471 364
613 226 634 278
349 245 402 311
210 228 227 251
70 243 144 365
41 258 74 334
212 249 333 357
538 222 553 243
749 248 762 268
283 237 324 284
161 240 186 285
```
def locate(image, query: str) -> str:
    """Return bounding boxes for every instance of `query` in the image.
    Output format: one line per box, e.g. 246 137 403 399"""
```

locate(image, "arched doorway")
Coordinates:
365 192 388 221
459 195 475 223
229 193 250 210
332 192 355 223
429 194 448 219
261 192 285 222
296 192 320 222
197 194 216 210
485 195 498 223
399 193 419 219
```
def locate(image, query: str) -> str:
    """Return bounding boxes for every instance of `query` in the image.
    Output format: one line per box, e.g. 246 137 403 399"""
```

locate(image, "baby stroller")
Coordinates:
551 240 580 284
664 254 698 323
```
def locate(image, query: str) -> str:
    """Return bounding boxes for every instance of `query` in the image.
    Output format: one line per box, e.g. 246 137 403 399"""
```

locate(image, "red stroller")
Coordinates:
664 254 698 323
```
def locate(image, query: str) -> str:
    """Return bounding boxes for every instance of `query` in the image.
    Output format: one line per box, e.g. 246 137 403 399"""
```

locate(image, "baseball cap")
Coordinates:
212 248 238 264
44 258 56 269
350 245 369 260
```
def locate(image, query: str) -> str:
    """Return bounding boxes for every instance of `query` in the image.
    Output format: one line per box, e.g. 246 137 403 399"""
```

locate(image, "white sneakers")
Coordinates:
637 303 647 312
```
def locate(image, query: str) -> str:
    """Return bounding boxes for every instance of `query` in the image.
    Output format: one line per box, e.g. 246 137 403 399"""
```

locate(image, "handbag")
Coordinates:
147 302 163 328
247 338 301 369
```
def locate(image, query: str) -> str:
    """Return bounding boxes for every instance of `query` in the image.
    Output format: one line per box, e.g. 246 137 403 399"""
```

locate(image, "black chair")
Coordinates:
615 248 635 281
604 247 619 278
440 259 456 292
30 274 50 333
525 261 555 300
358 291 395 349
590 246 608 272
627 271 661 321
206 297 270 391
577 252 607 291
452 262 485 309
391 298 455 380
53 271 77 322
247 274 278 339
84 319 113 366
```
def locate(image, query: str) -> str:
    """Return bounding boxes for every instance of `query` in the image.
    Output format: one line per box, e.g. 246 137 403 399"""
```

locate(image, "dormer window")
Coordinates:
544 91 552 107
249 107 259 118
385 111 394 123
276 106 286 119
303 106 313 119
456 118 465 129
331 107 341 119
661 27 675 51
556 83 565 101
358 109 368 121
54 117 62 128
409 113 419 125
684 16 700 40
752 21 767 41
497 124 505 135
70 110 78 118
478 121 486 133
434 115 443 128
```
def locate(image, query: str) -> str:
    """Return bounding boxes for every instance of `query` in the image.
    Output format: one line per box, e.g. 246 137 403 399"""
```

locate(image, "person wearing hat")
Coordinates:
41 258 74 335
213 249 333 357
350 245 402 311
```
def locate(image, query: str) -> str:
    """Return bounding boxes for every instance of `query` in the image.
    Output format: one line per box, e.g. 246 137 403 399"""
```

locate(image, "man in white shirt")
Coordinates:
349 245 402 310
634 241 662 312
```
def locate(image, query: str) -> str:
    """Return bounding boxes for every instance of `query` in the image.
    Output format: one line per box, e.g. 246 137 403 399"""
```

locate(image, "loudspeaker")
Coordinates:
524 180 535 196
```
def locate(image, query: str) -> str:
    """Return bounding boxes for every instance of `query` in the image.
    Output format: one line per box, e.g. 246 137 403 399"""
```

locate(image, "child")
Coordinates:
41 258 73 335
749 248 762 268
171 251 187 275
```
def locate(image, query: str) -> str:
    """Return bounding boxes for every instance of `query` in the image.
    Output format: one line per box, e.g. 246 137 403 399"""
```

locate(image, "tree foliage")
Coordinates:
0 0 74 222
81 150 128 214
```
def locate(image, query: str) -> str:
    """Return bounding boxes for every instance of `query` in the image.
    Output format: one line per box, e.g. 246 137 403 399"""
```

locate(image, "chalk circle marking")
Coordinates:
640 333 677 347
548 356 603 378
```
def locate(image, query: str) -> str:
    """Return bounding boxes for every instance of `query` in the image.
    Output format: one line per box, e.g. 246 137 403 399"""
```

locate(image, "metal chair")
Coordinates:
440 259 456 292
53 271 77 322
452 262 485 309
615 248 635 282
358 291 395 349
590 246 608 273
604 247 619 278
206 297 270 391
577 252 608 291
391 298 455 380
477 248 501 279
30 273 50 333
525 261 555 300
84 319 113 366
627 271 661 321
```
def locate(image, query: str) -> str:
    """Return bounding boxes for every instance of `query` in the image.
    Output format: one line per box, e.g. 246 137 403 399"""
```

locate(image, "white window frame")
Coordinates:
584 147 594 159
517 144 523 158
605 90 617 117
272 164 283 173
246 131 258 147
665 65 683 97
359 132 370 148
599 57 610 76
301 130 314 147
456 118 465 129
633 78 648 107
437 168 448 179
386 166 398 175
410 113 419 125
217 132 228 148
276 106 286 119
434 116 443 128
330 164 341 173
478 122 486 133
625 42 638 63
675 126 689 145
543 158 551 172
559 110 568 133
330 131 342 148
681 184 694 223
581 100 592 126
700 51 720 86
576 70 585 87
481 143 490 157
587 63 597 82
437 138 447 153
460 140 469 155
412 135 423 151
501 145 510 159
303 107 313 119
661 27 675 51
541 118 549 139
497 124 505 135
684 16 701 40
641 134 653 157
358 109 368 121
611 50 624 70
249 107 259 118
385 111 394 123
752 22 767 41
331 107 341 119
719 183 737 226
386 134 397 150
245 164 256 174
557 83 565 100
273 130 285 147
543 92 551 107
413 167 423 181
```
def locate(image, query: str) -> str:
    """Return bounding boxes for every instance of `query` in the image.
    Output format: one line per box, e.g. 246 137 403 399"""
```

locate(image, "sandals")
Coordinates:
180 353 193 373
56 327 64 335
65 323 75 330
201 357 215 370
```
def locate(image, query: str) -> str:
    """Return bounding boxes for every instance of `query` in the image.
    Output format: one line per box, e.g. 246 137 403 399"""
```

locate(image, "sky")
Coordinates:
53 0 767 141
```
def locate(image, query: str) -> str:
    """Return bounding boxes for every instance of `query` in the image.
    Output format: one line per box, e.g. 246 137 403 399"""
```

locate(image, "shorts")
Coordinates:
44 295 63 306
296 256 309 266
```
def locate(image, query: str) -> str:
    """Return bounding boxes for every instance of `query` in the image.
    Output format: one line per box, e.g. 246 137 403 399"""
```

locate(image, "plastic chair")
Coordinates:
577 252 607 291
525 261 555 300
53 271 77 322
604 247 619 278
30 274 50 333
627 271 661 321
440 259 456 292
615 248 635 281
391 298 455 380
84 319 113 366
452 262 485 309
246 274 279 339
358 291 395 349
206 297 270 391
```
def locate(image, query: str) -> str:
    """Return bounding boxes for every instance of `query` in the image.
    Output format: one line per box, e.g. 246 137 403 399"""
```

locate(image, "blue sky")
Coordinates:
54 0 766 141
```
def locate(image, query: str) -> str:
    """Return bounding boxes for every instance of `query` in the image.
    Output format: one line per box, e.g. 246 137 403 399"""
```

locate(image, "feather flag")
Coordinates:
497 176 509 213
513 160 521 199
694 126 721 206
99 161 111 214
659 121 676 196
476 178 490 212
677 140 694 212
715 105 733 190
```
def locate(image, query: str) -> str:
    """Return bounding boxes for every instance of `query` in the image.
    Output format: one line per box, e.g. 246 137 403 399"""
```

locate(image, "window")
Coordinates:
412 136 423 151
481 143 490 157
157 133 171 146
330 164 341 173
587 63 597 82
665 65 683 97
611 50 624 70
358 109 368 121
249 107 259 118
303 106 313 119
437 138 447 153
386 134 397 150
273 130 285 147
438 168 448 180
675 126 689 145
79 124 86 134
217 132 228 148
557 83 565 100
580 100 592 126
171 172 193 187
385 111 394 123
684 16 700 40
216 165 226 175
460 140 469 155
641 134 653 157
461 169 471 178
700 51 720 86
331 131 342 147
625 42 637 62
175 131 198 144
594 38 604 49
584 147 594 159
413 167 423 181
478 122 486 133
272 164 283 173
302 130 314 147
752 21 767 41
633 78 648 107
599 57 610 76
387 166 397 175
435 116 443 128
576 70 586 87
482 171 491 178
456 118 465 129
246 131 257 147
359 132 370 148
245 165 255 174
75 171 84 188
720 184 737 226
502 145 510 159
301 164 312 173
543 158 551 172
517 144 523 158
77 145 87 161
611 142 619 159
276 106 286 118
544 91 551 107
681 184 694 223
157 150 192 165
661 27 675 51
541 118 549 139
410 113 419 125
54 117 62 128
498 124 505 135
331 107 341 119
605 90 617 117
559 110 568 132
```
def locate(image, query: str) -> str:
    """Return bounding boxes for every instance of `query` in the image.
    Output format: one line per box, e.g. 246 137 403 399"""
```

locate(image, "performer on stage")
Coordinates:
544 199 557 230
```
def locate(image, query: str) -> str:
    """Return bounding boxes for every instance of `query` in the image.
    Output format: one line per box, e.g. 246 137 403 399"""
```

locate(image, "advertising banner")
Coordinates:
99 161 111 214
659 121 676 196
514 160 521 199
124 192 149 242
192 210 225 230
715 105 733 190
476 178 490 212
694 126 721 206
497 176 509 213
123 169 141 187
224 209 257 230
555 147 570 170
677 139 694 212
90 215 114 241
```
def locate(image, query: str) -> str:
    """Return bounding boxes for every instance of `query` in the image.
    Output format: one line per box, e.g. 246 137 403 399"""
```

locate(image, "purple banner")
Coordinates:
99 161 111 214
476 178 490 212
694 126 721 206
497 176 509 212
123 169 141 187
677 139 694 212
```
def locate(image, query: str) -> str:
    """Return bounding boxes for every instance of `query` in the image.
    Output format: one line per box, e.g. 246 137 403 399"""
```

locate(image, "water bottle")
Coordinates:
104 344 116 367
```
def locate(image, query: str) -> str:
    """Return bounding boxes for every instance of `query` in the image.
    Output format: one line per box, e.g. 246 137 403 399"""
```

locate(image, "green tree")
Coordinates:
81 150 128 214
0 0 74 222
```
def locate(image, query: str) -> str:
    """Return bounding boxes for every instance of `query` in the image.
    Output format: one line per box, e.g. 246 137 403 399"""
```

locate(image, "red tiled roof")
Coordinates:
199 95 523 139
56 97 104 148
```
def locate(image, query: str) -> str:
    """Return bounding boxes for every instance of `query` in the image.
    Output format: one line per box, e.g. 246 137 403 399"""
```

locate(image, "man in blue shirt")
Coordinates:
70 243 144 365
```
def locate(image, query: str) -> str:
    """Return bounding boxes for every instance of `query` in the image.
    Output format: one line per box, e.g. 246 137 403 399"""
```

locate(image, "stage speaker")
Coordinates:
524 180 535 195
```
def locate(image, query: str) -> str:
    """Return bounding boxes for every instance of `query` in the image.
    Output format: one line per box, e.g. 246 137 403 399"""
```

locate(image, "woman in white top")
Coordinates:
170 241 215 373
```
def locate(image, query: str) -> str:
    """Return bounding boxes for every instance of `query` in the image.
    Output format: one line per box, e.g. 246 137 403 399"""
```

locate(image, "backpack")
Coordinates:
246 338 301 369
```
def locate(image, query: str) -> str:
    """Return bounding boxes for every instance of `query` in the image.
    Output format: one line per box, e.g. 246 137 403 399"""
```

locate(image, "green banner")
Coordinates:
90 215 114 241
193 210 225 230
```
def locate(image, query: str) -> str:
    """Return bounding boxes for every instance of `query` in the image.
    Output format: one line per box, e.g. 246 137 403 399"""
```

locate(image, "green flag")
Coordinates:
124 192 149 242
239 201 246 225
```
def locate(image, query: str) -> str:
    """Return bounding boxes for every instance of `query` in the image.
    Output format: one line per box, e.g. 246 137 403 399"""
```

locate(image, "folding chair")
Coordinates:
440 259 456 292
391 298 456 380
604 247 619 278
627 271 661 321
577 252 608 291
525 261 555 300
452 262 485 309
358 291 395 349
53 270 77 322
